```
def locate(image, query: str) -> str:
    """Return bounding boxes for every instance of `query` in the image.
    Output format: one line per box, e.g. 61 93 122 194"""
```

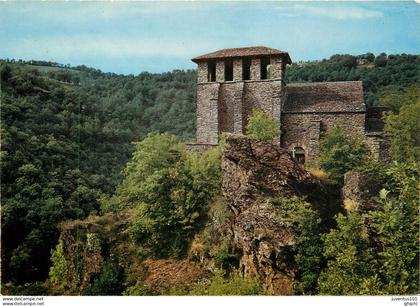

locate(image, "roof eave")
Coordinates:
191 53 292 64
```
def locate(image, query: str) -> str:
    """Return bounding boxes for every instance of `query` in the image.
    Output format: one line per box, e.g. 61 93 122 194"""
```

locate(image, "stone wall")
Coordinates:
197 62 208 84
365 133 391 162
196 83 220 144
306 120 322 165
193 58 380 166
269 57 283 80
343 171 381 212
185 143 218 152
233 59 242 81
250 58 261 80
218 83 236 133
243 80 283 132
281 112 366 165
196 77 284 144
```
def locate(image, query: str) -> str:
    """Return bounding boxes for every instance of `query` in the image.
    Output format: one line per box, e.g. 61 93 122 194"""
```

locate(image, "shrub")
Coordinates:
317 213 381 295
189 270 262 295
245 110 279 143
384 100 420 163
188 195 236 268
318 162 419 295
106 133 221 258
318 125 370 184
368 162 419 294
272 196 323 294
48 240 68 286
213 248 240 271
379 84 419 113
83 262 124 295
123 280 151 296
306 167 329 180
7 282 48 296
86 233 101 253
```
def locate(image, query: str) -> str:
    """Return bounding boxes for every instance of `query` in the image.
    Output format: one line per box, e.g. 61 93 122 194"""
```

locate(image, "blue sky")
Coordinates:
0 1 419 74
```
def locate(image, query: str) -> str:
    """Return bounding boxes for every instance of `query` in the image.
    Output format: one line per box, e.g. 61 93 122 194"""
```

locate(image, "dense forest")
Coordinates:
0 52 418 295
0 62 196 286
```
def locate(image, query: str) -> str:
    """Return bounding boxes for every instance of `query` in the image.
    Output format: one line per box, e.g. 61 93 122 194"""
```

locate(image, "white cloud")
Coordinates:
276 4 384 20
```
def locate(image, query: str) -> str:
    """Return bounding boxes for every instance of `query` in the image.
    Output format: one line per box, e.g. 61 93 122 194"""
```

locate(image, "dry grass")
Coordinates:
344 198 358 212
143 259 210 293
307 167 329 180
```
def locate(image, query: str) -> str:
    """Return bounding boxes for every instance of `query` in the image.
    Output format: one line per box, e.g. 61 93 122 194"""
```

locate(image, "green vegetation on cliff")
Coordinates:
0 63 196 286
318 162 419 295
318 125 371 184
1 52 419 295
101 133 221 258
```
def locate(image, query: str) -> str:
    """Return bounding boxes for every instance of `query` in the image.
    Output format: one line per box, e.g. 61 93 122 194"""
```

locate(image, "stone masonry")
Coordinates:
189 46 387 165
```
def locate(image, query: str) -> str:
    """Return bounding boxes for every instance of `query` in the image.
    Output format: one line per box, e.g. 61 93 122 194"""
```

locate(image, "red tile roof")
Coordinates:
192 46 292 64
284 81 365 113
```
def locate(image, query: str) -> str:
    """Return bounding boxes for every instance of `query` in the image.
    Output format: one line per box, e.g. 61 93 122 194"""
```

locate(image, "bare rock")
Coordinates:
58 211 133 291
221 134 340 295
343 171 381 212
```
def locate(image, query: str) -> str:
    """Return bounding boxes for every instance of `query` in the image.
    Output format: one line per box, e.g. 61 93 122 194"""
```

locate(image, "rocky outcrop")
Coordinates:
58 211 133 291
57 210 210 295
342 171 382 212
221 134 341 295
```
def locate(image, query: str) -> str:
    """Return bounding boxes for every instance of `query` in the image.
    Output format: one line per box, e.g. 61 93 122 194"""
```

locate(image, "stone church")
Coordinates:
188 46 386 165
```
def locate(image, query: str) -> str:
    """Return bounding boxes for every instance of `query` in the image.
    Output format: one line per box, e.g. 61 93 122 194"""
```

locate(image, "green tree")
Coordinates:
318 125 370 184
318 162 419 295
368 162 419 294
318 213 382 295
48 240 68 286
384 101 420 163
102 133 183 213
379 85 419 113
104 133 221 258
245 110 279 143
1 64 12 81
273 196 323 294
374 53 388 67
83 262 124 295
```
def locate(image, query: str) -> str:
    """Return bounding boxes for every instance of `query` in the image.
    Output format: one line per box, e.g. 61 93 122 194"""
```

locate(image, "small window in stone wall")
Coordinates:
242 58 251 80
293 147 305 164
261 58 271 80
208 62 216 82
225 60 233 81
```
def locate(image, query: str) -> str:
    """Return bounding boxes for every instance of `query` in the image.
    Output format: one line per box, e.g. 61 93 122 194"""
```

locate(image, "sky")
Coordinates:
0 1 419 74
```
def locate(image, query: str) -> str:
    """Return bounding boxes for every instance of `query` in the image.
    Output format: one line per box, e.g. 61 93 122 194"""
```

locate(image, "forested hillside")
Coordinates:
0 63 195 286
0 52 418 294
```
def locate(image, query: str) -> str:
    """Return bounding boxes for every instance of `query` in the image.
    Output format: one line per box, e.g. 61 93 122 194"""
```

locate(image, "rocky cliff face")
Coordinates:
58 211 133 292
221 134 341 294
57 211 209 294
56 134 343 295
